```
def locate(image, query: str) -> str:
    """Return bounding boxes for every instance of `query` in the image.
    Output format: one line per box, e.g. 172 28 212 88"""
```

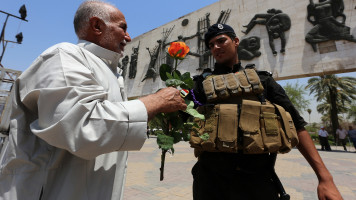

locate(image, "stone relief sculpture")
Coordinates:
142 26 174 82
242 9 291 55
129 42 140 79
305 0 356 52
237 36 261 60
119 55 129 78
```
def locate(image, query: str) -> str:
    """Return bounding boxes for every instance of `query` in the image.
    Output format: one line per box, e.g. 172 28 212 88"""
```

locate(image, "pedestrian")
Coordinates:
348 126 356 151
188 23 342 200
318 126 332 151
336 125 348 151
0 1 186 199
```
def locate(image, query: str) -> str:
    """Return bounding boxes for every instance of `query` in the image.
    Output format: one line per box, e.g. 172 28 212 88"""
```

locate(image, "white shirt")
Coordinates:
336 128 348 139
318 129 328 137
0 41 148 200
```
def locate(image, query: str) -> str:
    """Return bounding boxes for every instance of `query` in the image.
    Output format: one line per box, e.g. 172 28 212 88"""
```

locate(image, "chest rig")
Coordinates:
189 68 298 156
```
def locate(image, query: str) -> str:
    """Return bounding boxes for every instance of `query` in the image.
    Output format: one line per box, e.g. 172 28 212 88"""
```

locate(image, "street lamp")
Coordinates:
0 4 28 64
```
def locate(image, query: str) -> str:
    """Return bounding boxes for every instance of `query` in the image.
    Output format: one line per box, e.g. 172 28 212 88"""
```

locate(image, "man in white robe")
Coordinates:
0 1 186 199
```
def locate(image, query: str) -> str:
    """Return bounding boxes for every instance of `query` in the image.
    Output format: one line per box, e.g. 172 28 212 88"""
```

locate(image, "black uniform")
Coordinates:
190 62 307 200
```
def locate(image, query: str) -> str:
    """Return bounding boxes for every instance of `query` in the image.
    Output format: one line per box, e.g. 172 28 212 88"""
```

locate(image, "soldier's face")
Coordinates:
208 34 239 66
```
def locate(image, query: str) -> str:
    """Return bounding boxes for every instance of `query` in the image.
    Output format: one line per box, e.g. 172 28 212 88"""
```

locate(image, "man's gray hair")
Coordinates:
73 0 115 39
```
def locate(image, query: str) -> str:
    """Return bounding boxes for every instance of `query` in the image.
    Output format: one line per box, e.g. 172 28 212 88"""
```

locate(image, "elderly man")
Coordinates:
189 24 342 200
0 1 186 200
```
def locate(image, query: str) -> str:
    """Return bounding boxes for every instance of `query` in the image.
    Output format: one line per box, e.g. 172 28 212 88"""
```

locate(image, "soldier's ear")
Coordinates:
234 37 240 47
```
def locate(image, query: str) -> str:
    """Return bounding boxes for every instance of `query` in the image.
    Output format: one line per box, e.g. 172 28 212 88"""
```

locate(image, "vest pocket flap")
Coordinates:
236 72 252 93
274 104 299 147
261 112 279 135
224 73 242 96
245 69 263 94
239 100 261 133
202 78 217 101
213 75 229 99
218 104 238 142
285 112 299 147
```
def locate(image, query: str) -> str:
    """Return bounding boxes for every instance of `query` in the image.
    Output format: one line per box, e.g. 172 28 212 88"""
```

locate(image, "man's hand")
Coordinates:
139 87 187 121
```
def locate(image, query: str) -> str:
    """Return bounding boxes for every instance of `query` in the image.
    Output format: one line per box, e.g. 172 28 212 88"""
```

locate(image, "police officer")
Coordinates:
189 24 342 200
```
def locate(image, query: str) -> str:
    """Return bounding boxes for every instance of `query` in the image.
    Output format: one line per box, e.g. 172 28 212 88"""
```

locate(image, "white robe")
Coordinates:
0 40 148 200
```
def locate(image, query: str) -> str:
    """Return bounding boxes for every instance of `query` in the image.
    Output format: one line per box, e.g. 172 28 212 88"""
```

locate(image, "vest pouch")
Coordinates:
286 112 298 147
274 104 299 153
239 100 264 154
213 75 230 99
260 103 282 153
236 72 252 93
260 112 280 152
245 69 264 94
224 73 242 96
202 78 217 102
189 117 204 150
189 105 219 152
278 120 292 153
216 104 238 152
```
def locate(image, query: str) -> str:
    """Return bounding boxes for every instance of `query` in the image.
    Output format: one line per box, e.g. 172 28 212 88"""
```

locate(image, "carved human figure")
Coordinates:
305 0 356 51
242 9 291 55
237 36 261 60
129 46 139 79
120 55 129 78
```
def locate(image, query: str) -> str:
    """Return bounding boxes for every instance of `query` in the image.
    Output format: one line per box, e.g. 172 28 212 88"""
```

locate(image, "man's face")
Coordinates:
208 34 239 66
100 8 131 55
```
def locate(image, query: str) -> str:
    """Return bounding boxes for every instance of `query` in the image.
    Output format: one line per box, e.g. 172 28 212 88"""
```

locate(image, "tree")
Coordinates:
306 75 356 137
283 81 310 114
307 108 312 123
347 102 356 124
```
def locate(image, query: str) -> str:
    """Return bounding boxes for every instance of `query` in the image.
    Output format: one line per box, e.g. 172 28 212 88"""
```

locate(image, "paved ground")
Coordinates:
124 137 356 200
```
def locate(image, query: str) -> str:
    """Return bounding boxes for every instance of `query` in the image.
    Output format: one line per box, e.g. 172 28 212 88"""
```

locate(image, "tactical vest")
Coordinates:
189 68 298 157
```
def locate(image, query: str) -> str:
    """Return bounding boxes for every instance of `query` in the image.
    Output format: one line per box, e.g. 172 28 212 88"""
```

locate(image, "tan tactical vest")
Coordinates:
189 69 298 157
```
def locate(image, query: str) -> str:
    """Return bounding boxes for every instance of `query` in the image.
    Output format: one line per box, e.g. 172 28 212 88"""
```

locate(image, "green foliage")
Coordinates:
199 133 210 141
157 133 174 151
156 60 204 180
347 102 356 123
283 81 310 114
184 100 205 120
306 75 356 133
159 64 172 81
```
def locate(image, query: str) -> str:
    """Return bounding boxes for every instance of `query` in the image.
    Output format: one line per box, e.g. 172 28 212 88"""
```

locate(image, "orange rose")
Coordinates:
168 42 190 59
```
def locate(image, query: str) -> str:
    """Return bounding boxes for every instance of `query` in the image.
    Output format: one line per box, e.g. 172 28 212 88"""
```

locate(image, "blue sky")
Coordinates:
1 0 355 124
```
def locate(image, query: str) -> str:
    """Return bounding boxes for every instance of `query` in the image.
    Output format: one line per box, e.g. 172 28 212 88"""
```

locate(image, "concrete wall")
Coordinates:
121 0 356 98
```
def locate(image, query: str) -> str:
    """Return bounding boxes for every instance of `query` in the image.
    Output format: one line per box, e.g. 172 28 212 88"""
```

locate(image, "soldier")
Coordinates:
189 24 342 200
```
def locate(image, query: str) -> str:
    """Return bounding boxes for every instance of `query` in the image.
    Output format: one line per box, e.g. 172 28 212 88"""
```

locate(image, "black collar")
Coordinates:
213 62 243 75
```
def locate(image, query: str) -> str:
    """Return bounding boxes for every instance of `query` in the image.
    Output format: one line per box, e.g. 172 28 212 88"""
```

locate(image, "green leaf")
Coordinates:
172 70 181 79
172 130 183 143
166 72 174 79
199 133 210 141
159 64 172 81
165 79 185 87
157 133 174 151
184 100 205 120
180 72 194 89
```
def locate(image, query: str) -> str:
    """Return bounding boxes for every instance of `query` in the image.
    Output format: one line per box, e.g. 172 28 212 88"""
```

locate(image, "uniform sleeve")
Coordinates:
260 75 307 130
18 47 147 160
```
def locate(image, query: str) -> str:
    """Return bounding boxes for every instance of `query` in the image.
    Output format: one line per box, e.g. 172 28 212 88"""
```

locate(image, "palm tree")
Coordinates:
307 108 312 123
306 75 356 137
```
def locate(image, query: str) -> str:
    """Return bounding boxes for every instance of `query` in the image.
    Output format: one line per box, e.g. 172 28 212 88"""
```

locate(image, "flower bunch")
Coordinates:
152 42 204 181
